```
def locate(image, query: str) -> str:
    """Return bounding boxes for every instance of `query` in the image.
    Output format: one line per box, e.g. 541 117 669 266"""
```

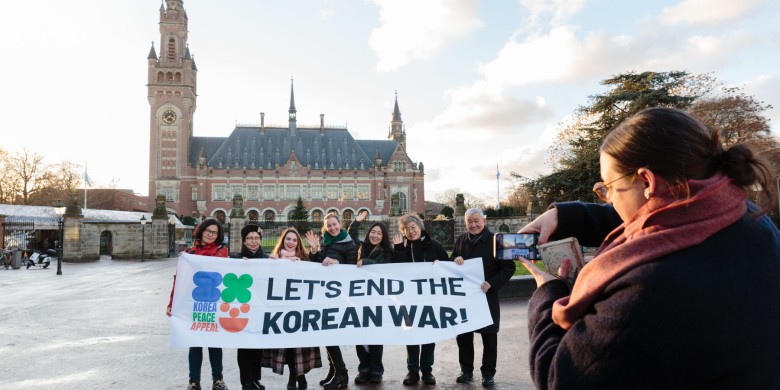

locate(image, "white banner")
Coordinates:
169 253 492 349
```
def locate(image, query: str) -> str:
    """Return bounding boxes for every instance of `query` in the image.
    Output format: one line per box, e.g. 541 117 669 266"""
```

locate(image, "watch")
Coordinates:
162 110 177 124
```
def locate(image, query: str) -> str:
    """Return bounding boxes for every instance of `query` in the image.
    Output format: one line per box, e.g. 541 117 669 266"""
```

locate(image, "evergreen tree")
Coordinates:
289 196 311 235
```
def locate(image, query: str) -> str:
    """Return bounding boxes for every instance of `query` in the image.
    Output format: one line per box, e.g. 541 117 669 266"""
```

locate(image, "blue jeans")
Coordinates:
189 347 223 381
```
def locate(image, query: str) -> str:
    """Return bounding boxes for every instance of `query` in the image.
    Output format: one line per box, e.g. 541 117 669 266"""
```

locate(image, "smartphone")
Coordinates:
537 237 585 286
493 233 540 261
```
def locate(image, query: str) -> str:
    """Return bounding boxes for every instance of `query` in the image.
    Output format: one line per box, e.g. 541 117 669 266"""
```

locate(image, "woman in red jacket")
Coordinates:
167 219 229 390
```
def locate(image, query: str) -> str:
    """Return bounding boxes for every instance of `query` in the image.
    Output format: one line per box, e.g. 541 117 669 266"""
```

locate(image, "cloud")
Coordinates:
660 0 766 26
520 0 591 27
369 0 482 71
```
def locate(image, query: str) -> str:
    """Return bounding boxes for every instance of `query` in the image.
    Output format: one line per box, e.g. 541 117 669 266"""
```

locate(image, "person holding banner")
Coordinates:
347 210 393 384
229 225 266 390
167 219 229 390
264 227 323 390
392 213 449 387
305 212 357 389
450 208 515 388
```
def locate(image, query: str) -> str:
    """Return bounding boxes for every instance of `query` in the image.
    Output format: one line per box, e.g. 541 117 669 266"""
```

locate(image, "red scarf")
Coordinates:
187 242 226 257
552 173 746 329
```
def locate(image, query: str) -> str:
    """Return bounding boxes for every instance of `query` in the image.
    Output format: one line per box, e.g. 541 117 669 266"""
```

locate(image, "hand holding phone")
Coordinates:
537 237 585 286
493 233 540 261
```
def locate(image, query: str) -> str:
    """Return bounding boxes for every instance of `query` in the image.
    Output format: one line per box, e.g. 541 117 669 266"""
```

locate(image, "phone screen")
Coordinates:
493 233 540 260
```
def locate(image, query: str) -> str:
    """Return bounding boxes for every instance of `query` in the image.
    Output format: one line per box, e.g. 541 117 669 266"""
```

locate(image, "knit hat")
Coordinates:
240 225 261 241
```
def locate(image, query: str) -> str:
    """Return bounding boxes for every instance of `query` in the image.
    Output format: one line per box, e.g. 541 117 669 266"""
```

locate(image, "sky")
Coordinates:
1 0 779 206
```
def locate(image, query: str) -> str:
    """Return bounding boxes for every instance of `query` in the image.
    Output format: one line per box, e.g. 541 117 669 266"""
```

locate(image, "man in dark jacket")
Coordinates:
450 208 515 388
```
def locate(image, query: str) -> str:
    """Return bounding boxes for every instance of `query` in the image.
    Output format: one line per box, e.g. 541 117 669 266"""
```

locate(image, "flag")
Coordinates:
496 164 500 179
84 168 93 187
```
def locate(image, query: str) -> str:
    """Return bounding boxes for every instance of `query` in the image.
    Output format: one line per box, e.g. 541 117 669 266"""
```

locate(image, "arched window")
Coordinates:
393 192 408 213
157 71 164 82
247 210 259 222
214 210 226 224
175 72 182 83
167 38 176 61
342 210 354 222
311 210 323 223
166 72 173 81
263 210 276 223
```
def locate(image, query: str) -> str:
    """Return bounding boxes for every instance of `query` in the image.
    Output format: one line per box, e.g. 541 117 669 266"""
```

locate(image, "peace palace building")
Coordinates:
147 0 425 223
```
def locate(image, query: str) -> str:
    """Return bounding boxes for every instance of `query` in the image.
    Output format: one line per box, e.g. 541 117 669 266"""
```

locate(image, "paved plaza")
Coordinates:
0 258 535 389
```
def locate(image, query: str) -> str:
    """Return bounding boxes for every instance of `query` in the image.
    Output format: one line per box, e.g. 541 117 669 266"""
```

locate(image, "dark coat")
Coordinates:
451 228 515 333
391 230 448 263
528 202 780 389
230 244 265 259
348 220 392 265
310 230 358 265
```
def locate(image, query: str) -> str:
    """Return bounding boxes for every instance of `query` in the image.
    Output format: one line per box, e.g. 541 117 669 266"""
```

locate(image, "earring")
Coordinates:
644 188 653 199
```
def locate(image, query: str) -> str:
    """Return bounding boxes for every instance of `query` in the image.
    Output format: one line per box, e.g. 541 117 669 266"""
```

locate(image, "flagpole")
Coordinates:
496 163 500 210
84 162 88 210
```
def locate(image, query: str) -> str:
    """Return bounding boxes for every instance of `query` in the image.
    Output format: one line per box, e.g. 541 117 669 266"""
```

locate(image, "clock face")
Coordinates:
162 110 177 124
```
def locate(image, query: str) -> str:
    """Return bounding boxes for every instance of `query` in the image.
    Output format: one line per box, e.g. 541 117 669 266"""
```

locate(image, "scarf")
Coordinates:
279 248 297 259
322 229 349 246
552 172 746 330
240 245 263 259
188 242 224 257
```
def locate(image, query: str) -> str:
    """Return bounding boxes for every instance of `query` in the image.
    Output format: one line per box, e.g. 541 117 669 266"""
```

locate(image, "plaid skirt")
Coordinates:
261 347 323 375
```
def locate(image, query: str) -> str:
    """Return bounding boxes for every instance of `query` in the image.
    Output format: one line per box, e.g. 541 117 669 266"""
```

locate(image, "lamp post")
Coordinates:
140 215 147 262
54 200 66 276
168 216 176 257
224 215 231 249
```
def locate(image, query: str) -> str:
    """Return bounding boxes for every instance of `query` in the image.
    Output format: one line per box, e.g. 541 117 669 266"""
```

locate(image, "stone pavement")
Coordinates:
0 258 536 389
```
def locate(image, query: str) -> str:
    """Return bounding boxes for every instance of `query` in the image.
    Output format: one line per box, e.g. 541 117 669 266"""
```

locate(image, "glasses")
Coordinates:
203 229 219 236
593 172 634 202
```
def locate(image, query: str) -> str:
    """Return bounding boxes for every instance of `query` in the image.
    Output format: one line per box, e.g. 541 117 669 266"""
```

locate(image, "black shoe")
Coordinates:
322 372 348 389
482 376 495 388
402 371 420 385
354 372 370 384
212 376 228 390
370 374 382 384
456 372 474 383
319 366 335 386
187 379 201 390
422 372 436 387
297 375 307 389
242 380 264 390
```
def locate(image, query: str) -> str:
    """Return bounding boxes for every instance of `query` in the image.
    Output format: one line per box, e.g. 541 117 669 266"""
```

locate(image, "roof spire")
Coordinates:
147 41 157 60
392 90 402 122
288 78 297 134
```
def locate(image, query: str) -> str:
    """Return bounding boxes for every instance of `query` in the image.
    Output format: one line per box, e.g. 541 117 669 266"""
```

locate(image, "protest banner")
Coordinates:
169 253 492 349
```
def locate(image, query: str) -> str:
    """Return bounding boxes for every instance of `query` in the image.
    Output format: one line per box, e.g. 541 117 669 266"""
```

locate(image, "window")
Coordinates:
167 38 176 61
286 185 300 200
212 185 226 201
311 210 323 223
164 187 176 202
311 185 322 200
247 185 259 200
231 185 243 198
342 186 354 201
393 191 408 212
264 185 276 200
326 185 338 200
191 186 197 201
357 185 370 200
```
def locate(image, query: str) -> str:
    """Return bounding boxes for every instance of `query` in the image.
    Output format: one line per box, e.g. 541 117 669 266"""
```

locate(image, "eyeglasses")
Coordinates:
203 229 219 236
593 172 634 202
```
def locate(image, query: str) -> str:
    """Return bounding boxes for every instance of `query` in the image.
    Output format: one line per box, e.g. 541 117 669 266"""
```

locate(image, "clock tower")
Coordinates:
147 0 197 212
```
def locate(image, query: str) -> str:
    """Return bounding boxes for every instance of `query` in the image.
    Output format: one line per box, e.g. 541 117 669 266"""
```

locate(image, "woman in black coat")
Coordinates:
304 212 357 390
229 225 266 390
347 210 393 384
391 213 448 387
450 208 515 388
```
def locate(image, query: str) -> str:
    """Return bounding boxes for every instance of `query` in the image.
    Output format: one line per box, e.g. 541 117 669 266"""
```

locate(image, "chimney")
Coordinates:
260 112 265 134
320 114 325 135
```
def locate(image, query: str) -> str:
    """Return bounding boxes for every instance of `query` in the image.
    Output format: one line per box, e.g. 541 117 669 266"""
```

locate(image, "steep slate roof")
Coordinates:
190 127 398 170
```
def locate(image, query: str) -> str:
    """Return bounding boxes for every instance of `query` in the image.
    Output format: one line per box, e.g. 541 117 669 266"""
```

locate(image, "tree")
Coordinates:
440 206 454 219
7 148 47 205
690 85 775 150
521 71 703 206
435 188 487 210
289 196 311 235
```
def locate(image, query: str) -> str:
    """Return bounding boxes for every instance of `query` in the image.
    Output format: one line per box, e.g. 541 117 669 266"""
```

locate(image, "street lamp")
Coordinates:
54 200 66 276
224 215 231 249
140 215 147 262
168 216 176 257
